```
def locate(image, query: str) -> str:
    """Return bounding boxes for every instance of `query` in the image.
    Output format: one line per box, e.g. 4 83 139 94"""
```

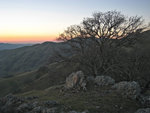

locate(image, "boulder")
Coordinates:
0 94 25 113
86 76 95 83
139 95 150 107
68 110 89 113
143 96 150 107
32 101 39 108
112 81 141 99
135 108 150 113
41 107 58 113
68 111 80 113
17 103 33 112
25 96 39 100
0 94 69 113
65 71 87 90
94 76 115 86
32 106 43 112
43 100 59 107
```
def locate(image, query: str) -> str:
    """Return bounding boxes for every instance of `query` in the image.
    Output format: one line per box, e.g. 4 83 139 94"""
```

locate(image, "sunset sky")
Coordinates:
0 0 150 43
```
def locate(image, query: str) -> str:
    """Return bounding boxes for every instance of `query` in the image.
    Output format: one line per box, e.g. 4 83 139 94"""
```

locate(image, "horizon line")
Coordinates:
0 40 59 44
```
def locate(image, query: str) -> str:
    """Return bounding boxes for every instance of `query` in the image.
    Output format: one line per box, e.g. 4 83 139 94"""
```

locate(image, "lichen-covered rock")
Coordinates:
17 103 33 112
32 106 43 112
68 111 80 113
0 94 25 113
139 95 150 107
94 76 115 86
0 94 65 113
143 96 150 107
135 108 150 113
43 100 59 107
65 71 87 90
86 76 95 83
112 81 141 99
68 110 89 113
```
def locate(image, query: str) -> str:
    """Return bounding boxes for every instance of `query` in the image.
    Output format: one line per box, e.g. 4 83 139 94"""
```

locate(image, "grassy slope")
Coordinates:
18 85 141 113
0 61 79 97
0 42 68 77
0 71 37 96
22 61 79 92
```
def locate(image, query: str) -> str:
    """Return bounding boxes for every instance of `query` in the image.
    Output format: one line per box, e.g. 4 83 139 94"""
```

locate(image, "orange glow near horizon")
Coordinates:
0 37 57 43
0 35 58 43
0 0 150 43
0 9 73 43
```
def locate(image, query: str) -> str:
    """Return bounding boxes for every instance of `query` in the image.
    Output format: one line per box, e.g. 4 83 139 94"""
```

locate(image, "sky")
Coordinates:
0 0 150 43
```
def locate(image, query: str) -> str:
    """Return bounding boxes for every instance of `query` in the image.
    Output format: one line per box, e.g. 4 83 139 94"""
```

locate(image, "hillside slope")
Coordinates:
0 42 68 77
0 61 78 97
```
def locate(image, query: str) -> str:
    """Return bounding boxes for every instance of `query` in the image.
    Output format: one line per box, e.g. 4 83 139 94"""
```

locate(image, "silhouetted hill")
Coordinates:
0 42 69 77
0 43 32 50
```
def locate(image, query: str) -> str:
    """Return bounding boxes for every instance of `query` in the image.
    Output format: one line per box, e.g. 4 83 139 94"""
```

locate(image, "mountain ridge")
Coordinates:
0 43 33 51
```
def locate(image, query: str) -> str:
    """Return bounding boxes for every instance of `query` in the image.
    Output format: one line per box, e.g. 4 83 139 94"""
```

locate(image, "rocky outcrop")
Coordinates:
0 94 64 113
0 94 25 113
135 108 150 113
65 71 116 91
112 81 141 99
138 95 150 107
65 71 87 90
143 96 150 107
68 110 89 113
0 94 89 113
94 76 115 86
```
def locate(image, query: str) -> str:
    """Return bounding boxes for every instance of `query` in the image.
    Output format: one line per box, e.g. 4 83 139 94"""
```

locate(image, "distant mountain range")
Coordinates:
0 43 33 51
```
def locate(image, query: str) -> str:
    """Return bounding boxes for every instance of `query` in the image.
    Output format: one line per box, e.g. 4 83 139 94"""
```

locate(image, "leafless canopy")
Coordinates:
58 11 147 42
57 11 149 77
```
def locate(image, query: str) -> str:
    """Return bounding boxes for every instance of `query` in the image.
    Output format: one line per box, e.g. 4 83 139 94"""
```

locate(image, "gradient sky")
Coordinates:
0 0 150 43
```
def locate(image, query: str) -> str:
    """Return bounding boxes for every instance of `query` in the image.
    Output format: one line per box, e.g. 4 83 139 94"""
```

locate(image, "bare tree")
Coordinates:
57 11 149 77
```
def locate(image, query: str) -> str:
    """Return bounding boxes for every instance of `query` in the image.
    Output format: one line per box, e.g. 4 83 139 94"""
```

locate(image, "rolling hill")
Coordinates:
0 61 78 97
0 41 69 77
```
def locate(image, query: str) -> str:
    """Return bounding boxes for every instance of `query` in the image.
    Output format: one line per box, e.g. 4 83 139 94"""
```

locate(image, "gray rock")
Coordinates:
32 106 43 113
43 107 58 113
112 81 141 99
86 76 95 83
0 94 66 113
17 103 33 112
43 100 58 107
65 71 87 90
25 96 39 100
135 108 150 113
144 96 150 107
68 111 81 113
139 95 150 107
94 76 115 86
0 94 26 113
68 110 89 113
32 101 39 108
